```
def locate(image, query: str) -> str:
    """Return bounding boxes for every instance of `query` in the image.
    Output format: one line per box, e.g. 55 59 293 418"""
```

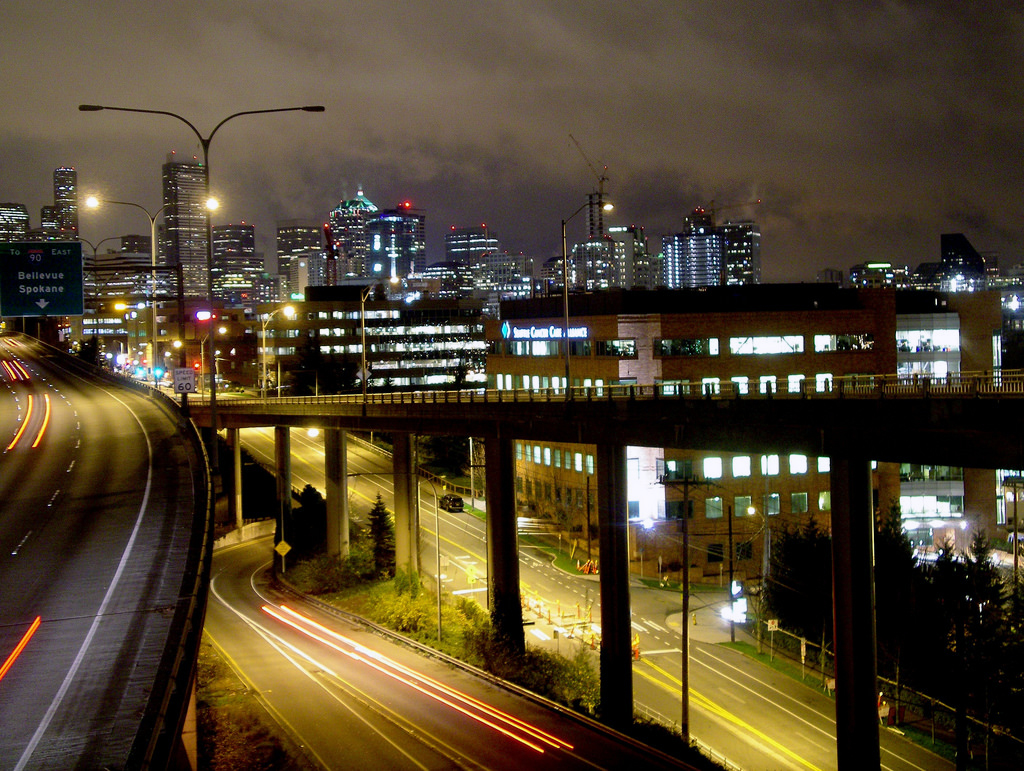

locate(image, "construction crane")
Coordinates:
569 133 609 198
568 134 613 238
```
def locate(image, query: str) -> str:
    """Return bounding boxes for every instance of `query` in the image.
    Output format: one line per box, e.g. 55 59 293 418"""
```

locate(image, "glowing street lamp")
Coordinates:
85 196 173 386
79 102 324 468
261 306 295 398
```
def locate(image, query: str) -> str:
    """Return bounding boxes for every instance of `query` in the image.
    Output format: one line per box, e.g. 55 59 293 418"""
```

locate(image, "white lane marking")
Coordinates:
16 390 155 771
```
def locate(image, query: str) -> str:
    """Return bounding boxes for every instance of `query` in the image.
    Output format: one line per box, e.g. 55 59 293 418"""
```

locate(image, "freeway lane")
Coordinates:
0 335 202 770
209 538 692 770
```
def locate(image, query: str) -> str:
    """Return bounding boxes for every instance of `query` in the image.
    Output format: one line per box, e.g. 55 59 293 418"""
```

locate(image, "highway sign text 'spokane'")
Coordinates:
0 242 84 317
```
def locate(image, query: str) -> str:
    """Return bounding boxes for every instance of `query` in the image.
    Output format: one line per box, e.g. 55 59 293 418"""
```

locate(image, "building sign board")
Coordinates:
0 242 84 317
501 321 589 340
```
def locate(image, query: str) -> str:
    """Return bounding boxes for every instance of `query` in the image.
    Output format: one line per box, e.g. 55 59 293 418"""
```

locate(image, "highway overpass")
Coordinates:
188 374 1024 770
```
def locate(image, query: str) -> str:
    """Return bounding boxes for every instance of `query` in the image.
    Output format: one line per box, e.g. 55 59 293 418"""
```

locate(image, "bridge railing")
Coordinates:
193 368 1024 410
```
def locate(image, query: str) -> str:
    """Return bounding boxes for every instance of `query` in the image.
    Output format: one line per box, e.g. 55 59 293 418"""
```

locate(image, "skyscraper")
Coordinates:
721 221 761 285
161 152 209 297
277 220 321 270
212 222 263 309
661 209 761 289
366 202 426 279
327 187 378 277
53 166 78 236
661 208 722 288
607 225 653 289
0 203 30 241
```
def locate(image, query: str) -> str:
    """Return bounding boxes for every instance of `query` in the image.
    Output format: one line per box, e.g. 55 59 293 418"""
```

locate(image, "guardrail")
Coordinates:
126 393 212 771
189 368 1024 409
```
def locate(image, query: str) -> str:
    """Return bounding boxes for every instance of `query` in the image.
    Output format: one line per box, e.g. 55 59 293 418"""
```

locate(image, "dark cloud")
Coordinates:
1 1 1020 281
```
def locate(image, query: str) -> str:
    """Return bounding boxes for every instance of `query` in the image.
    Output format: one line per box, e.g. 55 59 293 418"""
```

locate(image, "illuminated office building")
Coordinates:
53 166 78 236
0 203 30 241
260 285 485 391
161 152 209 297
366 203 426 279
277 220 322 295
212 222 264 309
327 187 378 277
486 285 1002 576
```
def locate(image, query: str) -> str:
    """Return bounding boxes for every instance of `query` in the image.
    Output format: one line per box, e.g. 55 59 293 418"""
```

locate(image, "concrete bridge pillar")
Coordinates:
830 456 880 770
596 442 632 729
392 433 419 574
275 426 292 572
324 428 350 558
226 428 243 530
484 435 524 653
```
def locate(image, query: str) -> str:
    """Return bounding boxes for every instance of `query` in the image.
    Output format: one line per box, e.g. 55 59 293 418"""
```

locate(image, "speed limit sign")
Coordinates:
173 368 196 393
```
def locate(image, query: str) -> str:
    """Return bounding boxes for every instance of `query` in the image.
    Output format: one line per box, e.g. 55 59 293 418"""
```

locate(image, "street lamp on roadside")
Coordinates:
199 325 227 394
561 195 612 391
261 306 294 398
419 477 444 641
360 285 373 403
79 102 324 468
85 196 170 388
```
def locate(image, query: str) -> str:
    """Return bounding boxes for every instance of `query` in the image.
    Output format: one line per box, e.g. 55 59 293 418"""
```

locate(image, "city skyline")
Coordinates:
0 2 1020 281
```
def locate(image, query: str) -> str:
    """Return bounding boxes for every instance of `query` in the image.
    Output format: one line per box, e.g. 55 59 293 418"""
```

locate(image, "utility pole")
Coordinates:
659 470 715 744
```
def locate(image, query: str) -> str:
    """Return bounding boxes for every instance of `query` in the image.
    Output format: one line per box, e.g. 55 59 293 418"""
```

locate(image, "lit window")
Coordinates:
543 447 551 466
730 336 804 355
735 495 752 515
761 455 780 476
533 445 542 464
818 491 831 511
732 456 751 477
575 453 583 472
788 374 805 393
759 375 777 394
524 444 532 463
790 454 808 474
706 497 723 519
817 457 830 473
704 457 723 479
702 377 720 395
815 373 833 392
554 449 561 469
766 492 781 515
791 492 808 514
731 376 749 395
586 455 595 475
515 442 522 460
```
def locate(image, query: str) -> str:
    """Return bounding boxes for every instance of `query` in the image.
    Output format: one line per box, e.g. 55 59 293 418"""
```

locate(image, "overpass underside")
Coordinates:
190 388 1024 770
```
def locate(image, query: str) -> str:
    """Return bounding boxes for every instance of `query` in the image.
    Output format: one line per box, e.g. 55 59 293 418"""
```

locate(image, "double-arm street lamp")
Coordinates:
85 197 169 386
79 103 324 467
561 195 613 390
261 306 295 398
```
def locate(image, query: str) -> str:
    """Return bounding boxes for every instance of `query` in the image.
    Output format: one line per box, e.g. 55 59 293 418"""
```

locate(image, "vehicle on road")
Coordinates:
439 493 464 512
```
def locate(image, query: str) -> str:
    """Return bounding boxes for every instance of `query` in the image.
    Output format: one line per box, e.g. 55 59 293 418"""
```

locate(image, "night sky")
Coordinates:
1 2 1021 281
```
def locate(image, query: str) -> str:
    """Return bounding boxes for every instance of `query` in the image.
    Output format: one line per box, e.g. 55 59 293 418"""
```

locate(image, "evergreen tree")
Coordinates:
367 493 395 578
763 515 833 644
874 501 919 685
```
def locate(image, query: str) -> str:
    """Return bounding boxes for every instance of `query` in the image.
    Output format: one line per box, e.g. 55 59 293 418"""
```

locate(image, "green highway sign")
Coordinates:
0 241 84 317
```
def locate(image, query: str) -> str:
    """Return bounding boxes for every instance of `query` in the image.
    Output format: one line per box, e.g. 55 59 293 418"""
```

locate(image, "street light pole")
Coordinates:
360 285 373 403
261 306 294 398
560 196 612 393
79 103 324 469
418 477 443 641
85 197 169 387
